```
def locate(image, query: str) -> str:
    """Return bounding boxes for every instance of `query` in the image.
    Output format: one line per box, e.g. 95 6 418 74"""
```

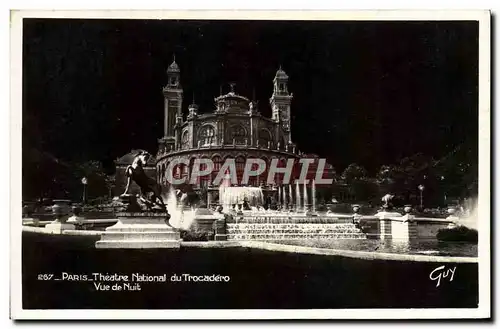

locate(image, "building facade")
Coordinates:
155 59 312 191
114 58 335 208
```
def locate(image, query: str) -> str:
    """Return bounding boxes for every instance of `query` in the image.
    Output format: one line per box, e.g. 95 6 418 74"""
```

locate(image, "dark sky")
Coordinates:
22 19 478 174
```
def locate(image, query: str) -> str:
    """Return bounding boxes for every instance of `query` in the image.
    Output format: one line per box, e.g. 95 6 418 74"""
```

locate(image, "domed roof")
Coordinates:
167 60 180 73
214 92 250 103
274 66 289 79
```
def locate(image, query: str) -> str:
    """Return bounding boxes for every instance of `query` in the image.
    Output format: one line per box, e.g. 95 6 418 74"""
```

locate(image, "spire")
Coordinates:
188 91 198 116
167 54 180 73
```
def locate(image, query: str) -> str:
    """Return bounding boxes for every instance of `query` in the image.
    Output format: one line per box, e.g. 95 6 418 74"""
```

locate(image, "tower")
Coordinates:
162 56 183 150
270 66 293 145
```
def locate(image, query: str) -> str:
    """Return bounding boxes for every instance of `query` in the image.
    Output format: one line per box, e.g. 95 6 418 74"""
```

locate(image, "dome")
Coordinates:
167 60 180 73
274 67 289 80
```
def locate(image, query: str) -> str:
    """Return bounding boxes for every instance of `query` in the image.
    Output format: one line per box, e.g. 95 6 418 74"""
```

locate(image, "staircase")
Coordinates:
226 222 366 241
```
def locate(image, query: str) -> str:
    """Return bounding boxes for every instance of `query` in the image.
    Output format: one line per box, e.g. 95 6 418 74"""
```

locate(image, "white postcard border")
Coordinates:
9 9 491 320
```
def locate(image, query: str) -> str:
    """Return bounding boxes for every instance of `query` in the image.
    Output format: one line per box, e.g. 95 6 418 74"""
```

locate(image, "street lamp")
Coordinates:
81 177 88 204
440 176 447 204
418 184 425 209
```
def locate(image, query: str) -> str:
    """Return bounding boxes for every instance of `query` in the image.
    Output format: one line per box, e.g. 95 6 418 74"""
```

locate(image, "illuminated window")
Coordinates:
230 125 247 145
198 125 216 146
181 130 190 149
258 129 272 147
212 156 222 183
259 157 269 186
235 156 246 184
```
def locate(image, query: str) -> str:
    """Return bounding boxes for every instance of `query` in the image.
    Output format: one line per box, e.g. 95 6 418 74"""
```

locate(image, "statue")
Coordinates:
381 194 394 210
121 151 166 211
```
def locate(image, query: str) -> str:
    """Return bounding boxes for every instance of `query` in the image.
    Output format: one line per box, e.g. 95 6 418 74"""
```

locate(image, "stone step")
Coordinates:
227 223 358 229
95 216 182 249
95 240 181 249
227 233 366 240
226 229 360 234
228 218 354 224
105 226 177 233
99 231 180 241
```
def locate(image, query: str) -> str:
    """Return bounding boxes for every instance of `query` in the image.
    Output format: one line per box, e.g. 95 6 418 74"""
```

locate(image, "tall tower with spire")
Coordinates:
270 66 293 145
162 56 183 150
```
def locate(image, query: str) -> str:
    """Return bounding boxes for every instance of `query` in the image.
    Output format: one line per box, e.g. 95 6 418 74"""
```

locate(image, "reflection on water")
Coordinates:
275 239 477 257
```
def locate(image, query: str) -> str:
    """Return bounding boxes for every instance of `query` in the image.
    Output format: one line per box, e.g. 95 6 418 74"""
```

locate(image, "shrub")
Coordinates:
436 226 478 243
180 230 214 241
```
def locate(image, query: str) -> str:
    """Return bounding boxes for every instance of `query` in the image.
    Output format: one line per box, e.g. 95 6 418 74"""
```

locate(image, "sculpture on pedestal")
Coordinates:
121 151 166 211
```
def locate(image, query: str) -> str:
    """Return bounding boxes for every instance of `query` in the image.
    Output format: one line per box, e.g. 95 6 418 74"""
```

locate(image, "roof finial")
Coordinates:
279 64 282 71
229 82 236 93
173 53 176 63
192 92 195 105
220 84 223 96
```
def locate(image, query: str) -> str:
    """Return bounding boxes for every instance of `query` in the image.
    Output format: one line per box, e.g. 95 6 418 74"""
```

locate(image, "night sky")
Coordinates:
22 19 479 174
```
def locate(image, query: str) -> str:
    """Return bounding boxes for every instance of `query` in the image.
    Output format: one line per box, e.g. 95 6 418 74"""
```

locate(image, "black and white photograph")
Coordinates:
10 10 490 320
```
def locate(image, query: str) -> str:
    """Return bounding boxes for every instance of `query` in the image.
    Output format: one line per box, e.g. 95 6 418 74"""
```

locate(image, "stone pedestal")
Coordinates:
95 212 180 249
192 208 220 232
44 221 76 234
374 211 417 242
390 216 417 242
214 217 227 241
44 199 74 233
375 211 402 241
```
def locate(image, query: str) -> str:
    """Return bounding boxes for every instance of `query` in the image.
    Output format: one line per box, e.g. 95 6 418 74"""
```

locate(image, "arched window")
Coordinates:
198 125 216 146
235 156 246 185
212 156 222 184
188 158 196 184
172 162 182 180
249 161 260 187
274 158 287 185
229 125 247 145
162 164 166 185
181 130 190 149
199 157 211 188
258 129 272 148
259 157 269 187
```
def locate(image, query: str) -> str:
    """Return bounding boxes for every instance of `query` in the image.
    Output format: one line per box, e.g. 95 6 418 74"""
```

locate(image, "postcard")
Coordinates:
10 9 491 320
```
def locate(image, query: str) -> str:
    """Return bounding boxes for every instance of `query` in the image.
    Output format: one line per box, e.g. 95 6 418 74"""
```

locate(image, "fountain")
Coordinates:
295 180 301 212
165 188 196 230
282 185 287 209
312 179 316 213
303 182 308 212
219 186 264 211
